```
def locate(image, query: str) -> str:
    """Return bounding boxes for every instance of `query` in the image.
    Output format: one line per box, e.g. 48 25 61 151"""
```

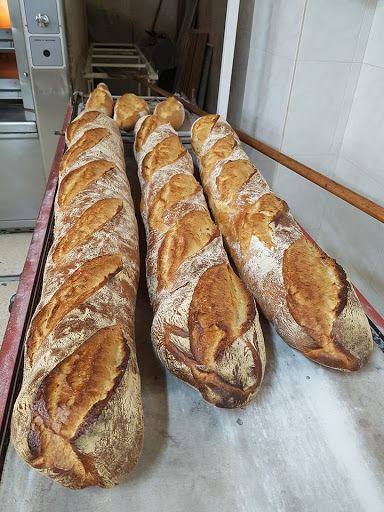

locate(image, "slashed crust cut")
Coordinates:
66 111 101 146
11 109 143 489
60 128 110 176
133 115 266 408
191 115 373 371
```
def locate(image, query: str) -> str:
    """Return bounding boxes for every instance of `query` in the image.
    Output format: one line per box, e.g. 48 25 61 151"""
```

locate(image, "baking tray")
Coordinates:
1 107 384 512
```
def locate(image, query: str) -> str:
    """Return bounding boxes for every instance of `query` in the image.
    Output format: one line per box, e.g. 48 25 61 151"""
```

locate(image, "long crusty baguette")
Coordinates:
11 109 143 489
85 82 114 117
132 114 266 408
191 115 373 371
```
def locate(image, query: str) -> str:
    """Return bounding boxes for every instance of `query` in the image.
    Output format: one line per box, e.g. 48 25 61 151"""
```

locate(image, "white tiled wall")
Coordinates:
297 0 368 62
228 0 384 314
244 50 296 147
274 153 333 230
340 64 384 188
364 0 384 67
248 0 306 60
330 63 362 157
280 61 352 155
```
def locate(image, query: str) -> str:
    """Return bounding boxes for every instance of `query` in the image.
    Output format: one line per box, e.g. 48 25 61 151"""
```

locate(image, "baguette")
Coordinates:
191 115 373 371
11 109 143 489
114 93 150 131
133 114 265 408
154 96 185 130
85 82 114 117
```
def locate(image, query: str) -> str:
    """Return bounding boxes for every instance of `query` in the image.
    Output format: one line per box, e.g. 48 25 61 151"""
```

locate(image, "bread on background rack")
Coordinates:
85 82 114 117
114 93 150 131
154 96 185 130
191 114 373 372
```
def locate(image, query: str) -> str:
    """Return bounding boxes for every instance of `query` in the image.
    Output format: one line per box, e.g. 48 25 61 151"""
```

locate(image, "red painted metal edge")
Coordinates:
301 227 384 335
353 287 384 335
0 104 73 429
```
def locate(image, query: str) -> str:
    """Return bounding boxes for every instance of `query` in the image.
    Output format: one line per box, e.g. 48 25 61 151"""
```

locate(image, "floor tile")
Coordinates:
0 280 19 349
0 233 33 276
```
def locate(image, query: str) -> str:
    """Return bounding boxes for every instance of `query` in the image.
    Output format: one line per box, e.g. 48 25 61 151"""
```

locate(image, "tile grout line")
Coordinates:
328 0 375 167
352 0 372 63
366 236 384 296
357 0 378 64
341 155 384 193
275 0 308 190
327 62 356 164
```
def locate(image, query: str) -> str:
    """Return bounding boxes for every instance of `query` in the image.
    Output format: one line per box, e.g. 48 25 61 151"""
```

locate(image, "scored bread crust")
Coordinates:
114 93 150 131
134 115 266 408
191 115 373 371
154 97 185 131
85 83 114 117
11 111 143 489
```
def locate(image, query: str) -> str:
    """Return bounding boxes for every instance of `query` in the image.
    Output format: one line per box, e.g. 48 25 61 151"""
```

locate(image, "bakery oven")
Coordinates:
0 0 70 230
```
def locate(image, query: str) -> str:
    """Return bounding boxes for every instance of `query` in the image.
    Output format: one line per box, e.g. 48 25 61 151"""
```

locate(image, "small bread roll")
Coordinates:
114 93 150 131
154 96 185 130
85 83 114 117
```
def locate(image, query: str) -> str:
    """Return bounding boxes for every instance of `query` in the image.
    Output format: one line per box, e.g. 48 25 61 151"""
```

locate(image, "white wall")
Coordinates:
228 0 384 314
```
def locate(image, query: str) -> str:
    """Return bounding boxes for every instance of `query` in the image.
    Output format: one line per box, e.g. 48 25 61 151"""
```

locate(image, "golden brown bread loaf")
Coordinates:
85 82 114 117
11 108 143 489
154 96 185 130
134 115 266 408
114 93 150 131
191 115 373 371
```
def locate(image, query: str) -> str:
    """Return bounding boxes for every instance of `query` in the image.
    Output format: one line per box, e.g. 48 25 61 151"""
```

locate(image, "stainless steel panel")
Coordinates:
29 35 63 66
0 28 13 50
0 136 45 228
0 78 20 90
30 67 70 177
0 122 36 133
0 29 13 41
0 78 21 99
0 131 37 138
22 0 60 35
0 102 36 127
